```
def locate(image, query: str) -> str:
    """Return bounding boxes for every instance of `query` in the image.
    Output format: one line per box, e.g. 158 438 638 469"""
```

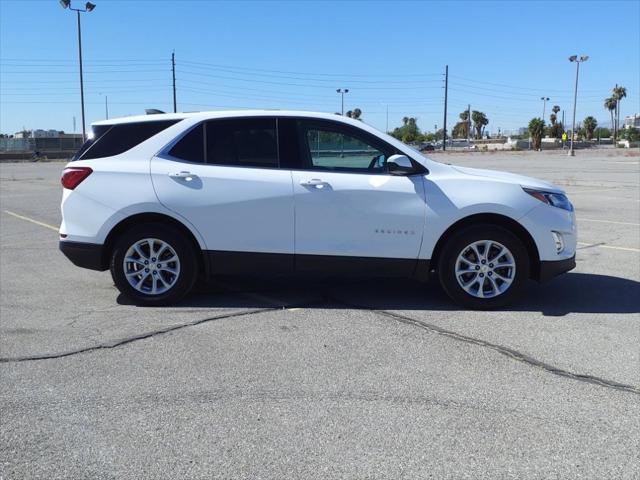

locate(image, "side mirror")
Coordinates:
387 154 414 175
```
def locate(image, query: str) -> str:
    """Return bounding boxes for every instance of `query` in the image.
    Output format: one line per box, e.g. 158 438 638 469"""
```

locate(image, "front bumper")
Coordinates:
537 255 576 282
59 241 107 271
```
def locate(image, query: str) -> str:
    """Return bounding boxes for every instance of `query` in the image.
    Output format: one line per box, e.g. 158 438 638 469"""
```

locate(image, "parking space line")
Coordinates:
3 210 58 232
579 218 640 227
577 241 640 253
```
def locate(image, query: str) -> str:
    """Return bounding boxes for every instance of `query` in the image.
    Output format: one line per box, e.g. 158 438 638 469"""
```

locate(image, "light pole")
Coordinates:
336 88 349 115
568 55 588 156
379 102 389 132
385 104 388 133
540 97 550 121
60 0 96 140
99 93 109 119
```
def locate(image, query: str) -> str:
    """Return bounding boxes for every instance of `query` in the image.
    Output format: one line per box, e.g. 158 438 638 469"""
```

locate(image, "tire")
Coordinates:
438 224 530 309
110 223 198 306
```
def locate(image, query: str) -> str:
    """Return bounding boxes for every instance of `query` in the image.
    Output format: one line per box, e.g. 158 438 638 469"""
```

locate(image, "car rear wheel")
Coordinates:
438 224 529 309
110 223 197 306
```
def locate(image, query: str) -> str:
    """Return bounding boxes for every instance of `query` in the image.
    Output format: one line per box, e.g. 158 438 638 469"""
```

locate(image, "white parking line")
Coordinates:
3 210 58 232
577 242 640 253
579 218 640 227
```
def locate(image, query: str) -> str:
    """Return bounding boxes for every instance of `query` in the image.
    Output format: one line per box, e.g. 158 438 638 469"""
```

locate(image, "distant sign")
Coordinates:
562 132 568 141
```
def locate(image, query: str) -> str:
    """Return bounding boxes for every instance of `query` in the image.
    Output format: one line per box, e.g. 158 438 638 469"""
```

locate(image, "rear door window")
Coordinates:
168 124 205 163
76 120 179 160
205 118 278 168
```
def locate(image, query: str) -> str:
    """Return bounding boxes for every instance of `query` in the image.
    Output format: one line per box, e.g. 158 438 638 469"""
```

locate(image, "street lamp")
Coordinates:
336 88 349 115
568 55 588 156
540 97 550 121
60 1 97 140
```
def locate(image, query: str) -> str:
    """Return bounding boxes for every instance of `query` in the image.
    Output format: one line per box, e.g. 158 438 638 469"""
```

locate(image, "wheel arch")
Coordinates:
430 213 541 280
101 212 207 276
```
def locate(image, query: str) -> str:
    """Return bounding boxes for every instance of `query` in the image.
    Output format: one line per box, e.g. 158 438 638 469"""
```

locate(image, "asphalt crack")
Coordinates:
0 307 277 363
4 289 638 397
332 299 640 396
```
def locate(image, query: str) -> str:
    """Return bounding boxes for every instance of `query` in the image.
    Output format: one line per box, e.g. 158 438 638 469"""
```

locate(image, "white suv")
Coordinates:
59 110 576 309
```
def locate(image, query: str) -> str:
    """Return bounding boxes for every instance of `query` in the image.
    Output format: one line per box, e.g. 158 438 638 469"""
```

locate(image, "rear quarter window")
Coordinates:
75 120 179 160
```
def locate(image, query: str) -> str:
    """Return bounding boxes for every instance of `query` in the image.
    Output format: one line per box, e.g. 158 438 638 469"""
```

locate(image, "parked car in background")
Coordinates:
59 110 576 309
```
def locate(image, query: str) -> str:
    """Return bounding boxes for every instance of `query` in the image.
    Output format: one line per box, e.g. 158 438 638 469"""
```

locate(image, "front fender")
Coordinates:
418 177 538 259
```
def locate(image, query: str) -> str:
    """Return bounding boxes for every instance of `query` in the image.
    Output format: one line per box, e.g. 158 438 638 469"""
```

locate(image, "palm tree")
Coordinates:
552 105 561 117
604 97 617 138
346 108 363 120
550 113 557 125
402 116 409 126
528 118 545 150
471 111 488 139
583 116 598 140
459 110 470 138
612 85 627 139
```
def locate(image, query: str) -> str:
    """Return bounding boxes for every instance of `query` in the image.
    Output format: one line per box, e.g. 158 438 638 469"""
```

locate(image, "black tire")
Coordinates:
438 224 530 309
110 223 198 306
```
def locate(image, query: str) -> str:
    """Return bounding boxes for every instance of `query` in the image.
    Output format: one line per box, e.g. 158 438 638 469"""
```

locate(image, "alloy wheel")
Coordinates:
123 238 181 295
454 240 516 299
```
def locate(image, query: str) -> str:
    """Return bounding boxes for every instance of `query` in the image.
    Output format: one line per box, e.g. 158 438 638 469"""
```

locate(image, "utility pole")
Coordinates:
105 95 109 119
172 51 177 113
442 65 448 151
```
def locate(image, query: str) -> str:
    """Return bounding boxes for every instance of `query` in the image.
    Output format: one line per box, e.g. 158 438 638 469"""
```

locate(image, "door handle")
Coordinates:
170 171 198 181
300 178 329 187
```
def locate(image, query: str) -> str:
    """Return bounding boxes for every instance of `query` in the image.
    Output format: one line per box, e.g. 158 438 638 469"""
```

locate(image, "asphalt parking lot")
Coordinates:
1 148 639 479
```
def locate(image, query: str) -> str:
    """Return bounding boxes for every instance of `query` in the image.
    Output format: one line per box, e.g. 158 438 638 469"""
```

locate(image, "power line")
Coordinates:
177 62 442 85
178 59 442 78
449 74 604 94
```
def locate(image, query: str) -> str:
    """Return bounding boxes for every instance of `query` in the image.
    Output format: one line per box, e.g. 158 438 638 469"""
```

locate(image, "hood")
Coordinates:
450 165 563 193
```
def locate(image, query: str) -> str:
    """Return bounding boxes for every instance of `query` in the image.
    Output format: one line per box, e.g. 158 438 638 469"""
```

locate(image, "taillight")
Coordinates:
61 167 93 190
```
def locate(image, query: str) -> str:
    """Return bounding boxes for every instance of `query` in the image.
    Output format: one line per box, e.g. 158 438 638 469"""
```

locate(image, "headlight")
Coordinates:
523 187 573 212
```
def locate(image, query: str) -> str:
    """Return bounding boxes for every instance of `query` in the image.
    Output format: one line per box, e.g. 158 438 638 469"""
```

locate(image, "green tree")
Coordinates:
621 127 639 143
528 118 545 150
471 111 489 139
604 97 617 137
458 110 470 138
597 127 612 138
345 108 362 120
390 117 421 143
583 116 598 140
452 122 463 138
548 121 563 139
612 85 627 139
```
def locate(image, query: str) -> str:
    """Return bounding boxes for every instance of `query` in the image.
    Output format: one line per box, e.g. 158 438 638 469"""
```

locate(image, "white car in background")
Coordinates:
59 110 576 309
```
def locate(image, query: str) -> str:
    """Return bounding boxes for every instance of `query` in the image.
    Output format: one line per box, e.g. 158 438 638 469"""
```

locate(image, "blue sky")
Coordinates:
1 0 639 135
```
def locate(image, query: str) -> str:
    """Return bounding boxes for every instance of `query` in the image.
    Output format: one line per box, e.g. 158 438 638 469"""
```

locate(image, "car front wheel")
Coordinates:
110 223 197 306
438 225 529 309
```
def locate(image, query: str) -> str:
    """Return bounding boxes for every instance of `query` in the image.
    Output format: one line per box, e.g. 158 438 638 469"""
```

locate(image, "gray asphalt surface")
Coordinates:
1 149 639 479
